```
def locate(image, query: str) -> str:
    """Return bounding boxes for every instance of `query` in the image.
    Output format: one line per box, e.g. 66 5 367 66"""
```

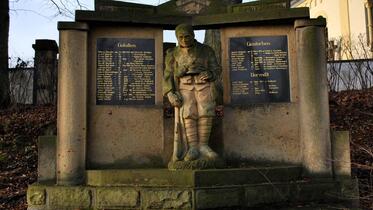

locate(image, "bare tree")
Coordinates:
0 0 10 109
327 34 373 92
47 0 88 19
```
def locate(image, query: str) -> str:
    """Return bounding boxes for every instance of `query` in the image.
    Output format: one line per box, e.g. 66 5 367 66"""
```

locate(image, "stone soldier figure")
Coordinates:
163 24 221 162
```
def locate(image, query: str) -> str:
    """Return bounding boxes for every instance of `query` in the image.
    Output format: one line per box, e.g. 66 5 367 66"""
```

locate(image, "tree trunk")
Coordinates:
0 0 10 108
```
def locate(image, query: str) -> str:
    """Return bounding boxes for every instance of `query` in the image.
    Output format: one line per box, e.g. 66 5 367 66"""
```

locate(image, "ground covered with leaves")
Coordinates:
0 105 56 210
329 89 373 209
0 89 372 210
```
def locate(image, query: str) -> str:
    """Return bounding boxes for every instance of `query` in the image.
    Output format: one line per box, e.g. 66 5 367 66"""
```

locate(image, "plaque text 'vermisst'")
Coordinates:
229 36 290 104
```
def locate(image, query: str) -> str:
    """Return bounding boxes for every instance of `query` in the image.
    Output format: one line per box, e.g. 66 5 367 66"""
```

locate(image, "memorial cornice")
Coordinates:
75 8 309 29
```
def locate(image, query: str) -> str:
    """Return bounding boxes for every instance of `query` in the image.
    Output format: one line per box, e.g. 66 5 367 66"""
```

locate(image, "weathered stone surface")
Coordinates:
75 8 309 29
96 188 139 208
194 166 302 187
87 27 164 170
334 178 360 208
246 184 288 206
295 19 332 177
27 177 359 209
86 169 194 187
86 167 301 188
142 189 192 209
37 135 56 184
220 25 301 164
196 188 242 209
48 187 91 208
57 23 88 185
168 158 226 170
331 130 352 178
245 181 341 207
32 39 58 105
27 207 48 210
27 186 46 205
288 182 335 202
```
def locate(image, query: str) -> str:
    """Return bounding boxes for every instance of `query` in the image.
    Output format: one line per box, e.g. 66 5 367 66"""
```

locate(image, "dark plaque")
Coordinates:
96 38 155 105
229 36 290 104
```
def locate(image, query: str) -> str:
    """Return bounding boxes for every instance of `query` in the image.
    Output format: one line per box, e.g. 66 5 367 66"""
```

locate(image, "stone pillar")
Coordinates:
32 39 58 105
57 22 88 185
295 18 332 177
365 0 373 50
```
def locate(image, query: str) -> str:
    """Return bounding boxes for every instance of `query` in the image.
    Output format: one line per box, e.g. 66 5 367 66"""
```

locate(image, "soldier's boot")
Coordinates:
184 119 200 161
198 117 218 160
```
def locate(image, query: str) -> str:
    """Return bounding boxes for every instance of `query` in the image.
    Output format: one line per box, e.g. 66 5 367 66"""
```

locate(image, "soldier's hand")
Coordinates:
167 92 183 107
199 71 212 81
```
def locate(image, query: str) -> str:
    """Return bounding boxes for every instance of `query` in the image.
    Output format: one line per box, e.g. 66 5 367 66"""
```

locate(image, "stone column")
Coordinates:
295 18 332 177
32 39 58 105
365 0 373 50
57 22 88 185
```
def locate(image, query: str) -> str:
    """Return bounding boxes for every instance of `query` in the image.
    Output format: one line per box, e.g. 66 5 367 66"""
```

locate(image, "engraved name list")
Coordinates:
96 38 155 105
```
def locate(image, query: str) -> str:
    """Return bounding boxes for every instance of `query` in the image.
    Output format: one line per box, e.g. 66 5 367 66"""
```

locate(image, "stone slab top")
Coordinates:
294 17 327 29
32 40 58 51
58 21 89 31
86 165 303 187
75 0 309 29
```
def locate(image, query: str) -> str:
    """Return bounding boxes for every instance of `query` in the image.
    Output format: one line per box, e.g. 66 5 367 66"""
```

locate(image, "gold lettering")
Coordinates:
250 72 270 77
246 41 271 47
117 43 137 48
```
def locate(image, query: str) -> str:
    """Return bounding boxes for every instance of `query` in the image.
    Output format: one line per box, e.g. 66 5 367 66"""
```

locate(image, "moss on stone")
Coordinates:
48 186 91 208
168 158 226 170
96 187 139 208
142 189 192 209
27 185 46 206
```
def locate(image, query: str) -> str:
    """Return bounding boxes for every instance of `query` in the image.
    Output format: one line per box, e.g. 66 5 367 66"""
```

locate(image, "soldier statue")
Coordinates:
164 24 221 164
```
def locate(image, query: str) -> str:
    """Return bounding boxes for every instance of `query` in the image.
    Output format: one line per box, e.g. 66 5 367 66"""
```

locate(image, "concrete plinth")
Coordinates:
295 18 332 177
57 22 89 185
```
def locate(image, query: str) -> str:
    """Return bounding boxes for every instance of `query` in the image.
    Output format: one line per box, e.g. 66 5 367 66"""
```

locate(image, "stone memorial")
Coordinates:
27 0 360 209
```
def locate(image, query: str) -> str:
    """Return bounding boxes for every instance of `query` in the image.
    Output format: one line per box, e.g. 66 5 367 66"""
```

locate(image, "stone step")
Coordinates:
86 165 303 187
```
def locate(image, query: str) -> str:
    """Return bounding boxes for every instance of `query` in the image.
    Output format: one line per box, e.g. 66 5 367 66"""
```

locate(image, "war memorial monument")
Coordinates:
27 0 360 209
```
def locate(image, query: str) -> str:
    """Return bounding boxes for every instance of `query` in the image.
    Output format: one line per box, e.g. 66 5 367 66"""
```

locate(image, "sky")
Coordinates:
9 0 253 66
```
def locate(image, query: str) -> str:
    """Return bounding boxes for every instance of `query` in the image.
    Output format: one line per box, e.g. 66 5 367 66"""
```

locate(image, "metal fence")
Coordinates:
9 67 34 104
327 59 373 92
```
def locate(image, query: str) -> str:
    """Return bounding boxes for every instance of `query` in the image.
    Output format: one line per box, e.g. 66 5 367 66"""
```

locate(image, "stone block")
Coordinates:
245 184 289 206
37 136 56 183
196 188 242 209
27 185 46 206
48 186 91 208
142 189 192 209
288 182 335 202
96 187 139 208
331 130 352 179
335 178 360 208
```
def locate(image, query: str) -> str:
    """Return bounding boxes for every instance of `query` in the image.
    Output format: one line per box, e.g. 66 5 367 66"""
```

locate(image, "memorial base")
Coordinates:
27 166 360 210
168 158 226 170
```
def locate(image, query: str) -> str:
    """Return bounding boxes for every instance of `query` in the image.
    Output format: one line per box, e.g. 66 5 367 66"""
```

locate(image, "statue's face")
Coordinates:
176 30 195 48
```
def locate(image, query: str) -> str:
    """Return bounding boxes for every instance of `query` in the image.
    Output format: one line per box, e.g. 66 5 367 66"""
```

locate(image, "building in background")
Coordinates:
292 0 372 60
